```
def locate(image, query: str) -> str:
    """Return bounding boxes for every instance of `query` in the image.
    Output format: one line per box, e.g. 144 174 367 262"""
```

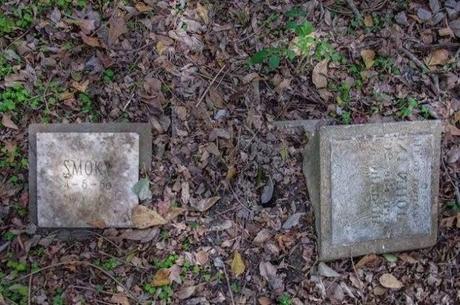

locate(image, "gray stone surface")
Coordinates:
29 123 152 228
302 121 442 261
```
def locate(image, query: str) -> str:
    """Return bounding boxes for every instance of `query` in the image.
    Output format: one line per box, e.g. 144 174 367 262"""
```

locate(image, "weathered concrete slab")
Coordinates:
29 123 152 228
303 120 442 261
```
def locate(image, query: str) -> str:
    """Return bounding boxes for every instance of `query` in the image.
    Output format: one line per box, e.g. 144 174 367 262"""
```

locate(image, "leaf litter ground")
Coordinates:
0 1 459 305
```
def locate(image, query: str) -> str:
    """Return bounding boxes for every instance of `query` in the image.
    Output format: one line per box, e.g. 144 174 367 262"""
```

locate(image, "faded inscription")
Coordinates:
330 133 433 245
36 132 139 228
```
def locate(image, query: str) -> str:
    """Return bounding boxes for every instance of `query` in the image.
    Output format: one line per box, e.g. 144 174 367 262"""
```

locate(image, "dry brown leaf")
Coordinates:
364 15 374 27
59 91 74 101
132 205 167 229
135 2 153 13
156 41 167 56
80 32 101 47
195 250 209 265
108 13 128 45
191 196 220 212
425 49 449 66
361 49 375 69
231 251 245 277
152 268 171 286
163 207 186 222
2 114 18 130
355 254 380 268
379 273 403 289
312 60 328 89
4 141 16 163
196 3 209 24
71 80 89 92
169 265 182 284
253 229 272 244
110 293 130 305
258 296 273 305
177 285 197 300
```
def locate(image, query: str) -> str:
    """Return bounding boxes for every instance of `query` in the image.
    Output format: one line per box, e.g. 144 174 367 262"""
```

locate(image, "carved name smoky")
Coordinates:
63 159 112 178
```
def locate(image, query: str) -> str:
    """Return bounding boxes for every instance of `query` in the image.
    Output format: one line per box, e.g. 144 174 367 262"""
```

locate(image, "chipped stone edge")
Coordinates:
28 123 152 237
318 120 442 261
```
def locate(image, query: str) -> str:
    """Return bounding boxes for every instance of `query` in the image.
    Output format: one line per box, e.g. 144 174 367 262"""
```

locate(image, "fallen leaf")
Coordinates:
363 15 373 27
231 251 245 277
318 262 341 277
135 2 153 13
131 178 152 201
164 207 186 222
110 293 130 305
282 212 305 230
80 32 101 47
356 254 380 268
119 228 159 242
152 268 171 286
195 250 209 265
253 229 272 244
181 181 190 204
169 265 182 284
379 273 403 289
417 8 433 21
156 40 168 56
4 141 16 162
1 114 18 129
132 205 167 229
258 296 272 305
260 177 274 205
191 196 220 212
383 253 398 263
312 60 328 89
108 13 128 45
447 147 460 163
449 19 460 38
196 3 209 24
259 261 284 292
425 49 449 66
177 285 197 300
361 49 375 69
71 80 89 92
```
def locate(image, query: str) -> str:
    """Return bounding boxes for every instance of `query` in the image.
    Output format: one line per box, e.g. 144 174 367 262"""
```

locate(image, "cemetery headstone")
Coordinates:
29 123 152 228
303 121 442 260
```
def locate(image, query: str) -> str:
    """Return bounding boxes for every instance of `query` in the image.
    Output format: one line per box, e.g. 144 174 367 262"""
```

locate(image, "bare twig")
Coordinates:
11 261 140 304
27 274 32 305
195 64 226 107
345 0 362 20
221 258 236 305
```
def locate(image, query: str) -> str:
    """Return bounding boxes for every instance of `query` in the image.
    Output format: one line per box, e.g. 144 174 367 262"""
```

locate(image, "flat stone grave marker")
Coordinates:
29 123 151 228
303 121 442 261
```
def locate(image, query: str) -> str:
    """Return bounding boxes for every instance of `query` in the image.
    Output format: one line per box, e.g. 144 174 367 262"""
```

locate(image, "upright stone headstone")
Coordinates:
29 123 151 228
303 121 441 261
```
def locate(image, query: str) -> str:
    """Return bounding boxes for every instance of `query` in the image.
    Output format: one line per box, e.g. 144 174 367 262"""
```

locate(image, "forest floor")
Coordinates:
0 0 459 304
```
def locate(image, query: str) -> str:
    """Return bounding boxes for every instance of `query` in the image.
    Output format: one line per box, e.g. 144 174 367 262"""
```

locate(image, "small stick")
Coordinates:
221 258 236 305
345 0 362 20
28 274 33 305
195 64 226 107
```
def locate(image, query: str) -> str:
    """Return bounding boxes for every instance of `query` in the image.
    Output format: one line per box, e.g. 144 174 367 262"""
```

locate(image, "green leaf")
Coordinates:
8 284 28 296
286 49 296 61
295 21 314 36
131 178 152 201
249 49 269 65
383 253 398 263
268 54 280 71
